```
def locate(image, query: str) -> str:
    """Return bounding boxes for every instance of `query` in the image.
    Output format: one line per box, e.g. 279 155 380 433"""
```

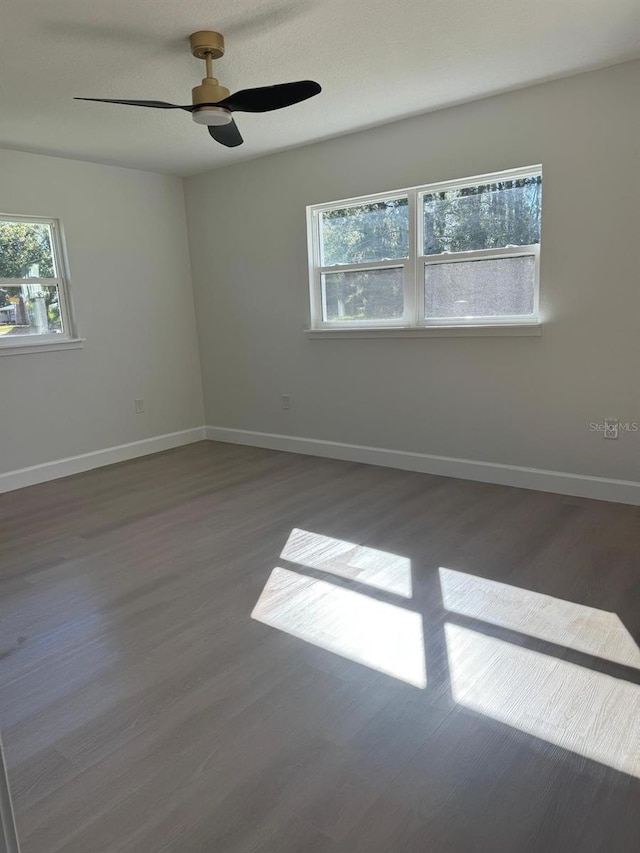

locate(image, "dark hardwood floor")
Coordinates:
0 441 639 852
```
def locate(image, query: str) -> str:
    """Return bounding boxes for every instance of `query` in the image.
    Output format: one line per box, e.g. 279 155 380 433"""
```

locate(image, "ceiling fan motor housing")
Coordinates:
191 79 232 125
192 77 231 106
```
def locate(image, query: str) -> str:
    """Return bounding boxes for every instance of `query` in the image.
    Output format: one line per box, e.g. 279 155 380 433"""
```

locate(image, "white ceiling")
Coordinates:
2 0 639 176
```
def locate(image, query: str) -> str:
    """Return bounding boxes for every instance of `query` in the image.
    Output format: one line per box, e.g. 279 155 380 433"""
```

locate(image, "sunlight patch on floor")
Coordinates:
439 567 640 670
252 567 426 687
253 531 640 776
445 622 640 778
281 528 412 598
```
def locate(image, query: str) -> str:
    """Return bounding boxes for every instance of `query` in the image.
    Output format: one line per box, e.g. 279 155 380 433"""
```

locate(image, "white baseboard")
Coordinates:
205 426 640 506
0 427 207 495
3 424 638 506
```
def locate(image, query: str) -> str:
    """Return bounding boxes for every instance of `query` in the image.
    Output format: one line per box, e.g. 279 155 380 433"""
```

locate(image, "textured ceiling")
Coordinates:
1 0 639 176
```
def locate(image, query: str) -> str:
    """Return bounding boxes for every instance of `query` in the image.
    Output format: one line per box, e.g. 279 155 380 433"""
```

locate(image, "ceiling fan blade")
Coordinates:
208 120 244 147
74 98 191 110
219 80 321 113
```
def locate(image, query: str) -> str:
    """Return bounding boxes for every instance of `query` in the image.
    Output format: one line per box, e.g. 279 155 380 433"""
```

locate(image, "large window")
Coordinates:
307 167 542 333
0 215 76 349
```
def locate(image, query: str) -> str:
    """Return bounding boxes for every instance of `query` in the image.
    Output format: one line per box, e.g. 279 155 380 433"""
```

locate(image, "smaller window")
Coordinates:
0 215 75 348
315 196 410 325
307 167 542 332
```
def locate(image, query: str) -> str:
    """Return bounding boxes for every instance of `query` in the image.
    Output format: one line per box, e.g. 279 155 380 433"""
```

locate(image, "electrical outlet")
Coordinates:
604 418 618 439
281 394 290 410
134 399 145 415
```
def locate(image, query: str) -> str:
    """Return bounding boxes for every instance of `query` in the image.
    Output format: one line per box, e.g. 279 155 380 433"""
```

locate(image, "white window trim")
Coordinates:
306 165 542 335
304 324 542 339
0 338 85 357
0 213 80 353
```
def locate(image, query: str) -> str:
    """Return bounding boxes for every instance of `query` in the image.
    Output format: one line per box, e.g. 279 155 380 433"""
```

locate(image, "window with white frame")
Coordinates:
0 215 75 347
307 167 542 331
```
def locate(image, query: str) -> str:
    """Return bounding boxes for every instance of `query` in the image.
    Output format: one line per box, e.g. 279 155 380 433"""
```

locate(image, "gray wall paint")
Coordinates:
185 60 640 482
0 150 204 474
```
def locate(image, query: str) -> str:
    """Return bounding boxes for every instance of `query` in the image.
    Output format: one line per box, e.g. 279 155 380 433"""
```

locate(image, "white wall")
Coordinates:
185 60 640 484
0 149 204 475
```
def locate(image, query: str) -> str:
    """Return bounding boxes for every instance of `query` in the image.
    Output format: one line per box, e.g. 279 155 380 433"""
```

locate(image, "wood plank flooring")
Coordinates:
0 441 639 852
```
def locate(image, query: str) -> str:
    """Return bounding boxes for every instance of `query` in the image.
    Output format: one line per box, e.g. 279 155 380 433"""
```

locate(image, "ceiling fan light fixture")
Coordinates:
192 106 233 126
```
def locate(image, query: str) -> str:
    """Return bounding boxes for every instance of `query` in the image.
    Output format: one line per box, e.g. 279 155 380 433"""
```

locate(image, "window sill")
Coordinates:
305 324 542 339
0 337 85 356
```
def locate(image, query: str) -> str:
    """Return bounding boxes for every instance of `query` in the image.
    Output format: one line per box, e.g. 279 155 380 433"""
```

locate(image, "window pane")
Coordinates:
0 220 56 278
423 176 542 255
323 268 404 322
424 256 536 320
0 285 63 337
320 198 408 266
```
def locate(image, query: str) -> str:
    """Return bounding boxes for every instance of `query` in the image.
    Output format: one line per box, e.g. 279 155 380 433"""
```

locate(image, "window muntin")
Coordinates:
308 167 542 330
0 216 74 345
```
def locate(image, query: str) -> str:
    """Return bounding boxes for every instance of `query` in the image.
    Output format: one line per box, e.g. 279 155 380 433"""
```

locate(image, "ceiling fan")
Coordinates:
75 30 321 148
